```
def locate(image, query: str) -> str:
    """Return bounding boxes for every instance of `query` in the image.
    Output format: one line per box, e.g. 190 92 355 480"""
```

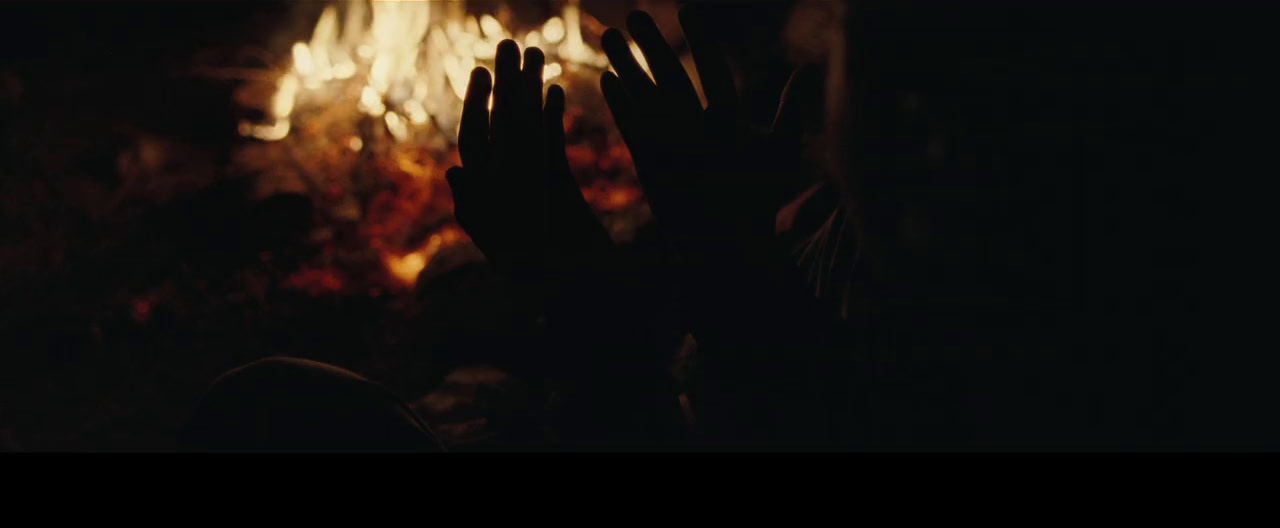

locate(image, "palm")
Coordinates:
447 40 611 274
599 9 816 256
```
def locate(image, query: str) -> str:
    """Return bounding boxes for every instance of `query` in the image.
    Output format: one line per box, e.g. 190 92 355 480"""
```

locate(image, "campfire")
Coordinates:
230 0 655 296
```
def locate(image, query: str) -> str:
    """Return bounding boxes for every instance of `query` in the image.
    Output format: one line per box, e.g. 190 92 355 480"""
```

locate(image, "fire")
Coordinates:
243 0 614 145
235 1 649 294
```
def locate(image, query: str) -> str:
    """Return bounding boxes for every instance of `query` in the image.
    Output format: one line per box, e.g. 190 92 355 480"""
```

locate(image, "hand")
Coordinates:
447 40 611 276
599 9 826 345
446 43 688 445
599 8 820 260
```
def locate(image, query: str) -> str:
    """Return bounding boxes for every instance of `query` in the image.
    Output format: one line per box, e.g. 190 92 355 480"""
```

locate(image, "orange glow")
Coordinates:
381 225 467 288
241 0 613 146
282 268 346 296
231 2 642 296
384 248 429 286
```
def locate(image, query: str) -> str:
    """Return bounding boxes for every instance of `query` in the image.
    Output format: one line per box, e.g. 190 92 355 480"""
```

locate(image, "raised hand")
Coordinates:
446 42 689 445
447 40 611 276
599 8 819 259
598 8 827 346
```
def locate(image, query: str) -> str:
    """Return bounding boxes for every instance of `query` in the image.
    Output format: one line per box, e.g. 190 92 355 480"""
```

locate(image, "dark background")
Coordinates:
0 1 1266 450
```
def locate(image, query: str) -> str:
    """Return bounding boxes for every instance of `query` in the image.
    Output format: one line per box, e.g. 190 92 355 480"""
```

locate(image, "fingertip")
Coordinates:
601 28 627 51
524 46 545 67
497 38 520 55
496 39 521 72
469 66 492 87
547 84 565 108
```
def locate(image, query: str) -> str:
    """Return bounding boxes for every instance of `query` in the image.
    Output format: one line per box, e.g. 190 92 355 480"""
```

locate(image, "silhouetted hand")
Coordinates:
599 8 818 260
447 40 611 277
599 9 825 345
445 42 688 445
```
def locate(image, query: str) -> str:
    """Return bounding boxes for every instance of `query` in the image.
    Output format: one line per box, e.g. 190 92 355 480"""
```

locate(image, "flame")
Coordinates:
236 1 649 292
243 0 616 147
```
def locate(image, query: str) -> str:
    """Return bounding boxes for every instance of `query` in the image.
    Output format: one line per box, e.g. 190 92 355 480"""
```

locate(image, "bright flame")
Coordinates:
384 111 410 142
359 85 386 116
292 42 314 76
238 1 627 292
542 17 565 43
240 119 290 141
272 74 299 118
557 0 608 67
242 0 613 145
544 62 562 82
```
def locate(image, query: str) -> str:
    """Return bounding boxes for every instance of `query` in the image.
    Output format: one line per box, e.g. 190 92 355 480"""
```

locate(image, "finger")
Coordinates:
459 67 492 170
626 10 701 112
771 65 824 144
491 39 522 150
601 28 657 105
601 71 647 168
544 84 571 179
544 84 611 250
522 46 546 118
603 70 668 207
679 5 737 113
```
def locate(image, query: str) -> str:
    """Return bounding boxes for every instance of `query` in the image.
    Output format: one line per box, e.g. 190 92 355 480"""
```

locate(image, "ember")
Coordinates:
230 0 652 294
